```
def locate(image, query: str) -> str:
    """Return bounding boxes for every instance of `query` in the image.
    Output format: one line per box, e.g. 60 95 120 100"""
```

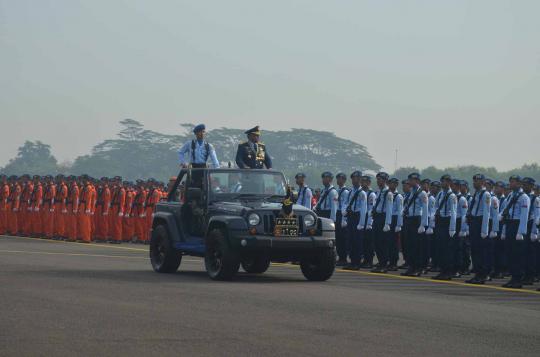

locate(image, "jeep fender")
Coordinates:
319 217 336 239
152 212 183 242
206 216 248 244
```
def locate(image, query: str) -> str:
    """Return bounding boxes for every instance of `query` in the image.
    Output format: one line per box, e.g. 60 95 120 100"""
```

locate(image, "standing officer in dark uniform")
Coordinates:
235 126 272 169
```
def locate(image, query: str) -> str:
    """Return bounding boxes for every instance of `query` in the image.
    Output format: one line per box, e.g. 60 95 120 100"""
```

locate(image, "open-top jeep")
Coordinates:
150 168 336 281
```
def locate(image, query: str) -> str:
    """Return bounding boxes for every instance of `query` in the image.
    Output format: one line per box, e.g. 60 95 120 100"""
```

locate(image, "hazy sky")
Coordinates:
1 0 539 171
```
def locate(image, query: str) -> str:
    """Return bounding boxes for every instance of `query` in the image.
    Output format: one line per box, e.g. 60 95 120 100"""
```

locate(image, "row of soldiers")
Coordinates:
295 172 540 289
0 174 165 243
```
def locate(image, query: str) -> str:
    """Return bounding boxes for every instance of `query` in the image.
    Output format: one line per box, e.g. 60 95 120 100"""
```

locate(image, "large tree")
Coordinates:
1 141 58 175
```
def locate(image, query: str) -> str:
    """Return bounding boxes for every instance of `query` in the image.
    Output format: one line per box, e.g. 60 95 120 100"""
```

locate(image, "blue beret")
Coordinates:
362 175 372 181
408 172 421 180
522 177 536 185
376 172 389 180
460 180 469 187
421 178 432 184
431 181 441 187
295 173 306 179
350 171 362 179
389 177 399 184
193 124 206 133
473 173 485 180
485 178 495 185
336 172 347 179
401 179 408 185
440 174 452 181
321 172 334 179
509 175 521 182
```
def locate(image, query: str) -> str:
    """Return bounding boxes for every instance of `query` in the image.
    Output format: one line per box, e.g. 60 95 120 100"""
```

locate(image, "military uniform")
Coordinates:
371 172 394 273
235 126 272 169
343 171 368 270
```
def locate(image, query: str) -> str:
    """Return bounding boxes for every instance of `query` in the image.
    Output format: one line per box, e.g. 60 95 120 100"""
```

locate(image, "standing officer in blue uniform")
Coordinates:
371 172 394 273
465 174 491 284
343 171 367 270
388 178 403 271
178 124 220 169
295 173 313 209
235 126 272 169
399 179 412 270
522 177 537 285
432 175 457 280
314 172 338 221
485 178 500 280
502 175 530 288
361 175 377 269
335 173 350 266
401 173 429 277
492 181 508 279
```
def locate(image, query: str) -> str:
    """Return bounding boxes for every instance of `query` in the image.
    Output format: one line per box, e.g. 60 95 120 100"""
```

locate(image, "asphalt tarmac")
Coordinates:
1 235 539 357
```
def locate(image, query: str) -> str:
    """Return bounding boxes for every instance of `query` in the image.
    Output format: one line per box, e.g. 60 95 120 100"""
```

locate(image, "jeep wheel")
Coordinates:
150 225 182 273
300 249 336 281
241 255 271 274
205 229 240 280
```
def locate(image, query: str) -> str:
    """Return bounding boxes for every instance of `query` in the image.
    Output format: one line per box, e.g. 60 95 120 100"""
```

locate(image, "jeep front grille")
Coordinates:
262 214 304 235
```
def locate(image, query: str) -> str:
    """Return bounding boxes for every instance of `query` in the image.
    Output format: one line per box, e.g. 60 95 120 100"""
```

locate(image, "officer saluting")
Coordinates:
236 126 272 169
178 124 220 169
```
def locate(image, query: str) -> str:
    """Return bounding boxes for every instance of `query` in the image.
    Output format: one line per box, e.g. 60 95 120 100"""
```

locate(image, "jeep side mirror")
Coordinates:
186 187 202 201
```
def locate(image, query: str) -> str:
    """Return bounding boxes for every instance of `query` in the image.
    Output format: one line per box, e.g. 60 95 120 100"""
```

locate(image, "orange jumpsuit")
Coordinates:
78 183 93 242
21 182 34 236
42 183 56 238
123 189 135 241
8 182 21 235
0 182 9 235
66 183 79 242
54 182 68 238
133 188 148 242
89 184 97 239
30 183 43 236
110 186 126 242
94 185 111 241
145 188 161 242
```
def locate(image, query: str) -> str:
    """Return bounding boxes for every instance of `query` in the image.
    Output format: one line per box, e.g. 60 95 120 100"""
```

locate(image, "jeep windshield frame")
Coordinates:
207 169 288 202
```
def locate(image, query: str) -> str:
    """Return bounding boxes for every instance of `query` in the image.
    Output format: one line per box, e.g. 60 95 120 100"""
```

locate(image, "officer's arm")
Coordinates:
518 195 530 235
209 144 220 169
358 192 367 229
420 192 429 227
235 145 247 169
535 197 540 227
449 194 457 233
460 197 469 233
491 197 500 233
305 188 313 209
178 141 190 166
367 193 374 227
396 195 404 228
264 151 272 169
385 193 393 226
481 193 491 236
329 190 338 222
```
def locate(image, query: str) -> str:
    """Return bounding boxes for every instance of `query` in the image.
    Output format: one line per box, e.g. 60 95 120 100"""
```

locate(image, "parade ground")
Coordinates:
1 235 539 357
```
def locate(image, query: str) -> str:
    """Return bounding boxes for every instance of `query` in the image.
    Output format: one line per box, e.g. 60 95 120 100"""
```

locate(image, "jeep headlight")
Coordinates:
248 213 260 226
304 214 316 227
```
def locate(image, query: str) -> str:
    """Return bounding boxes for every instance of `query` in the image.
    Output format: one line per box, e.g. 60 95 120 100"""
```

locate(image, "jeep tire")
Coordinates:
241 254 271 274
150 225 182 273
205 229 240 280
300 249 336 281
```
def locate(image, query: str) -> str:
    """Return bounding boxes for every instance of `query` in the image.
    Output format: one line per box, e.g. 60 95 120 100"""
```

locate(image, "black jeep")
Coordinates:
150 168 336 281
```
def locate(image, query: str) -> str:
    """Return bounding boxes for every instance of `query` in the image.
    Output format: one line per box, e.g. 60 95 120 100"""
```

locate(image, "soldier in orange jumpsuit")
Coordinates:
109 177 126 243
0 175 9 235
144 179 161 243
133 181 148 243
42 175 57 239
21 176 34 236
77 175 93 243
89 178 97 240
54 175 68 239
8 176 22 235
123 181 135 242
66 176 79 242
94 177 111 242
30 176 43 237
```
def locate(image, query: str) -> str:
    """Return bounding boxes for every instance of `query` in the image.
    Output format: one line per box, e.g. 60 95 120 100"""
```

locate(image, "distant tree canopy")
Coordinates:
1 120 539 187
1 141 58 175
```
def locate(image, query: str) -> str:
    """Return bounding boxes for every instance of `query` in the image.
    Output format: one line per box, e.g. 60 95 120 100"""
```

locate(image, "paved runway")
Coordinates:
1 235 539 357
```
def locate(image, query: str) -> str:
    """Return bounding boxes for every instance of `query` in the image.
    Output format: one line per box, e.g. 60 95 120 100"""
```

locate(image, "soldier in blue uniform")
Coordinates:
502 175 530 288
178 124 220 169
492 181 508 279
361 175 377 268
522 177 537 285
399 179 412 270
235 126 272 169
294 173 313 209
388 178 403 271
432 175 457 280
343 171 367 270
314 172 338 221
401 173 429 277
371 172 394 273
335 173 350 266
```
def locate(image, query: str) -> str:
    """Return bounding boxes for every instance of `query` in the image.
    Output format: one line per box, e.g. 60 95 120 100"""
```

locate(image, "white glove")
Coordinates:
366 225 373 230
449 230 456 238
418 226 425 234
458 231 465 238
531 233 538 242
357 225 365 231
426 227 434 235
498 214 503 222
341 220 347 228
73 210 78 214
535 218 540 226
501 232 506 240
481 232 488 239
103 212 108 216
489 231 498 238
85 209 91 214
141 213 147 218
27 207 32 212
49 208 54 212
395 226 402 233
383 224 391 232
62 209 67 213
34 207 40 212
13 208 18 212
516 233 524 241
118 212 124 217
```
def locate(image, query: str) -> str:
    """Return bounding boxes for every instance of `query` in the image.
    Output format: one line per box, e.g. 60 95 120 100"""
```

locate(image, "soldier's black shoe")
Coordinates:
370 267 387 274
335 260 348 267
411 270 422 277
505 281 522 289
387 265 398 272
453 272 462 278
460 270 471 276
398 263 409 270
432 274 451 281
401 269 415 276
522 277 534 286
360 261 373 269
430 267 441 273
343 264 360 271
465 276 482 284
491 272 504 279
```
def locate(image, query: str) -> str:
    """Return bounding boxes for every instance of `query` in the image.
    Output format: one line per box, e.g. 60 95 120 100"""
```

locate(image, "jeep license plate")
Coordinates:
274 218 299 237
